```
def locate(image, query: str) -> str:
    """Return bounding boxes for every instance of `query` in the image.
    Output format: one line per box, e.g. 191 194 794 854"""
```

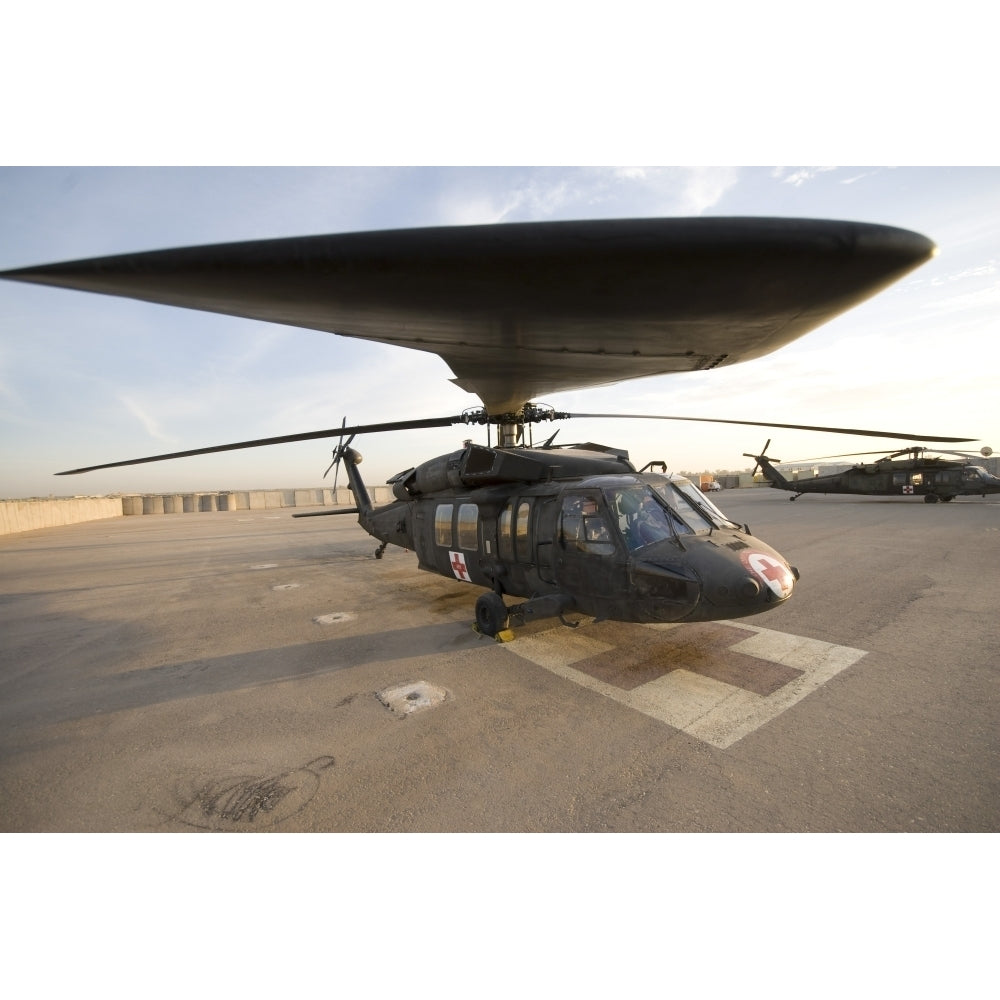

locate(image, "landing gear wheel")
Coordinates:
475 592 509 637
942 495 954 502
924 494 939 504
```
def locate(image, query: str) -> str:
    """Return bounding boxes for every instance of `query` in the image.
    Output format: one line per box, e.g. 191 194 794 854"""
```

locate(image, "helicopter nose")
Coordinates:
628 539 797 623
699 544 797 618
743 551 797 603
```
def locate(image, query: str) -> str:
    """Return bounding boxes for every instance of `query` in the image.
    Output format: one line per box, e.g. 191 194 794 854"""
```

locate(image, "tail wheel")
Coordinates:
475 592 509 637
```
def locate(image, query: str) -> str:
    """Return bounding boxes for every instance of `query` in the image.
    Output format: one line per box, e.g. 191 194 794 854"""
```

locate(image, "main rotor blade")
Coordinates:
3 217 938 416
55 415 465 475
565 413 975 444
780 450 911 462
54 406 979 476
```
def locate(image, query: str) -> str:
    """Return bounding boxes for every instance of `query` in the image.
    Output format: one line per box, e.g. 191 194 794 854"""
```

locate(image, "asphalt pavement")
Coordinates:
1 488 997 832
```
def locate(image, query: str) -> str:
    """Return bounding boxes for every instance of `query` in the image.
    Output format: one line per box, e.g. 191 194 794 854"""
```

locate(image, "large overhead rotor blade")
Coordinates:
564 413 975 444
4 217 938 416
55 415 467 475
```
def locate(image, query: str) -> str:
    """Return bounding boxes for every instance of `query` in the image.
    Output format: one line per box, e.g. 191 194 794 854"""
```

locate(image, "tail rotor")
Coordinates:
744 438 772 477
323 418 356 491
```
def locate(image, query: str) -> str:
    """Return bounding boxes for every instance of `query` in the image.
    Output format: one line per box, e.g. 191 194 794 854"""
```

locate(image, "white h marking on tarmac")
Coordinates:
504 621 866 749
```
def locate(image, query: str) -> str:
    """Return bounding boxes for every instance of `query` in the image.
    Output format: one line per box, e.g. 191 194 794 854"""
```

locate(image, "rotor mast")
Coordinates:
461 402 567 450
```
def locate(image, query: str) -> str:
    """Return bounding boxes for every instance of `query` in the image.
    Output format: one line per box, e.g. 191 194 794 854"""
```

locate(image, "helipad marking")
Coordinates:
504 621 866 749
250 563 278 570
272 583 301 591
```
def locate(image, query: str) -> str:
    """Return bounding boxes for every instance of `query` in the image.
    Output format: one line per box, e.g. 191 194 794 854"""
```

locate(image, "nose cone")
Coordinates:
627 534 798 624
742 550 796 601
688 537 798 621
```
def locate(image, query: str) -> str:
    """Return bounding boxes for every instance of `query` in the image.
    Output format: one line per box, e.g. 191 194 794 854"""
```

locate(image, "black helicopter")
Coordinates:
0 217 976 638
746 443 1000 504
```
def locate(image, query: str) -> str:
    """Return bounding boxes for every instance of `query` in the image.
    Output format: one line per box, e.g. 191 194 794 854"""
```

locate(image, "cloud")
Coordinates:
677 166 740 214
435 167 741 228
772 166 838 187
920 280 1000 316
927 261 998 285
839 169 882 185
117 395 177 446
613 167 647 181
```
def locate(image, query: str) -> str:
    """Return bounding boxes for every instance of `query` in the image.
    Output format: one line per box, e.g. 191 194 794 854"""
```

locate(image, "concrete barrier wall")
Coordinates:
0 486 397 536
119 486 390 515
1 484 402 537
0 497 124 536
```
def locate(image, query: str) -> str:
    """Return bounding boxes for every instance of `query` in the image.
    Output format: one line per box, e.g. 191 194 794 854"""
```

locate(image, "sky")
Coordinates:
2 165 998 498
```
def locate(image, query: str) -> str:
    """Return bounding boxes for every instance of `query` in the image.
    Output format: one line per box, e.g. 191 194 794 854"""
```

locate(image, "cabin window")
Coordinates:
457 503 479 551
498 503 514 562
910 473 923 487
434 504 454 546
893 472 907 486
515 501 531 560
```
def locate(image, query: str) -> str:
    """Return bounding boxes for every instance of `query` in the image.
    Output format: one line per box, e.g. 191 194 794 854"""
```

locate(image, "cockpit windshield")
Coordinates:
653 479 741 531
606 483 704 550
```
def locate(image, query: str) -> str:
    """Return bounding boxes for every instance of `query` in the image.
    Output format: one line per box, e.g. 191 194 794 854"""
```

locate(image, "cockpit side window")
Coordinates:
610 485 689 550
560 494 615 556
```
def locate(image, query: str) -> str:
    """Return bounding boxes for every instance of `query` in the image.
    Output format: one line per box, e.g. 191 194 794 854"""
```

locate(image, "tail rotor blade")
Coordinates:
331 431 358 492
323 417 348 483
754 439 771 476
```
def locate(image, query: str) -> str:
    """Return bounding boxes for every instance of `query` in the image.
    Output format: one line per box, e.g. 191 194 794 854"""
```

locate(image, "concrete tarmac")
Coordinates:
1 488 997 832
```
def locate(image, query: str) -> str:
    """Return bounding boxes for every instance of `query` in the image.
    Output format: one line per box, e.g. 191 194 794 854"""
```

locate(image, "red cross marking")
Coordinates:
449 551 471 582
747 552 794 598
757 559 786 582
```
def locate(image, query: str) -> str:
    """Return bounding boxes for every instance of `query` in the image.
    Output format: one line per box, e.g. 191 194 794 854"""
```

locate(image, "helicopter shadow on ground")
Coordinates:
0 614 484 736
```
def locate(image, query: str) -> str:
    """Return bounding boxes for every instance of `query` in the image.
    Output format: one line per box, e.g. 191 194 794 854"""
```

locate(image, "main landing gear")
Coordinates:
475 592 510 639
474 591 577 642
